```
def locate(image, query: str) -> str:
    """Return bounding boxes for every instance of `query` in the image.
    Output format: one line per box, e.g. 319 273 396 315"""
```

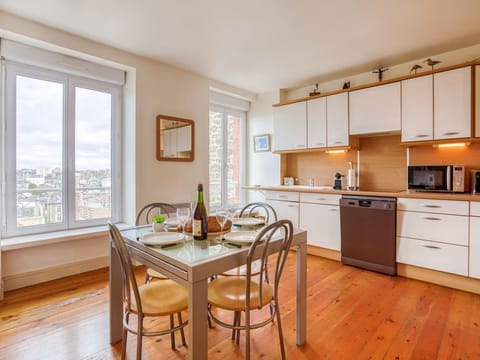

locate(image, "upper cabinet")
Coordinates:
327 92 349 147
307 97 327 148
434 66 471 140
476 65 479 138
401 75 434 142
273 102 307 151
306 92 349 149
349 82 401 135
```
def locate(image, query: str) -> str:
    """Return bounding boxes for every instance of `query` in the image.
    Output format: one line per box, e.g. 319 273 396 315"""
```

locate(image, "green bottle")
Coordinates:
193 184 208 240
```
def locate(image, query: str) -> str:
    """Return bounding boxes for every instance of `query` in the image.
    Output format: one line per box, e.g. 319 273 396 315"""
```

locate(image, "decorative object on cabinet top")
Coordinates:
309 83 320 96
410 64 422 74
372 67 389 82
424 58 441 71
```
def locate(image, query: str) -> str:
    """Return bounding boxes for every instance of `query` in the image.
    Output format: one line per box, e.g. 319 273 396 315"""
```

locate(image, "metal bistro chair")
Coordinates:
135 202 177 283
221 202 278 279
207 219 294 360
108 222 188 360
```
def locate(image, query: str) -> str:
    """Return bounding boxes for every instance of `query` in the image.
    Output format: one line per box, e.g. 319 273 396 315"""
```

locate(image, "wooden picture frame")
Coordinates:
156 115 195 162
253 134 271 152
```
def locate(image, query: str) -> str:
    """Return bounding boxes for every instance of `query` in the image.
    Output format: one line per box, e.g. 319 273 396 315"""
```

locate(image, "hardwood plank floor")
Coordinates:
1 253 480 359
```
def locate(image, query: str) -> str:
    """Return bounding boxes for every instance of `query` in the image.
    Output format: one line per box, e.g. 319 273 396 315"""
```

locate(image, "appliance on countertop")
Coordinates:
340 195 397 275
333 172 344 190
472 170 480 195
407 165 466 193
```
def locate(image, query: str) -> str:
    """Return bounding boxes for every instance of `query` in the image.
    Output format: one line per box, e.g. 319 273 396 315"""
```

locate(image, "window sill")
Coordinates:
0 224 129 251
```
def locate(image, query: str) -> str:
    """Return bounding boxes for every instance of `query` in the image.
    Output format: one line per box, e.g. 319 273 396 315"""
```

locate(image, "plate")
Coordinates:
164 219 179 227
233 217 265 227
140 232 185 246
223 231 258 245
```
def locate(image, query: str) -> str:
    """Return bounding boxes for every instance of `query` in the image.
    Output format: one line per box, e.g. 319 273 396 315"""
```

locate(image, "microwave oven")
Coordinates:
407 165 466 192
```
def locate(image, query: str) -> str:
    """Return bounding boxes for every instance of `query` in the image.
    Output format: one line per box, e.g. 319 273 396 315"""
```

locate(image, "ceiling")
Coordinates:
0 0 479 94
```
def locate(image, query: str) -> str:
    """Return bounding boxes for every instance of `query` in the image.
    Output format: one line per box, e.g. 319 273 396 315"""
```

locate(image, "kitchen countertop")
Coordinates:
243 185 480 201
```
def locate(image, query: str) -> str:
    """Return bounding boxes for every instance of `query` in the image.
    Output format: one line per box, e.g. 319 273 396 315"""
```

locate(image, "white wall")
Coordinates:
0 11 216 290
246 91 281 203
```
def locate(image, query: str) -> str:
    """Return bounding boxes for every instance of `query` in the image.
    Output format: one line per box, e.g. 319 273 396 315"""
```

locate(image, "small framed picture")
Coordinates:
253 134 271 152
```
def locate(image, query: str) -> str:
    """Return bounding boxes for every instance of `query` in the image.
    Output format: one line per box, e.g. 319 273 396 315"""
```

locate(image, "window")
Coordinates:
3 61 121 236
208 105 245 210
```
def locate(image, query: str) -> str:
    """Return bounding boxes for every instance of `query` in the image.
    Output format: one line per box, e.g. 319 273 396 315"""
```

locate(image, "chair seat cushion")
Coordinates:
132 279 188 316
208 277 273 311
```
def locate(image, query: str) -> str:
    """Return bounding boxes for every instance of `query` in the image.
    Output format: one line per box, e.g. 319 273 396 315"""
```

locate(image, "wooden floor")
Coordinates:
1 253 480 359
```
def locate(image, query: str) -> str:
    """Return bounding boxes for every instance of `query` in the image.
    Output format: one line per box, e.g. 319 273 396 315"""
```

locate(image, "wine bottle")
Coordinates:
193 183 208 240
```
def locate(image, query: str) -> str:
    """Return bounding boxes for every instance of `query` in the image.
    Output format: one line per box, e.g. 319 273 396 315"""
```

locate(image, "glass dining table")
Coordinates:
109 224 307 360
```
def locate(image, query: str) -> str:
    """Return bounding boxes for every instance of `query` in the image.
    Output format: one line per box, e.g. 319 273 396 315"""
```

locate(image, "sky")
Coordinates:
16 75 111 171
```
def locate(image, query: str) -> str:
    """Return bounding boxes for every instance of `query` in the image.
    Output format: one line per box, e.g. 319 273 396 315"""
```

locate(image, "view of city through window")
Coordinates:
209 108 242 210
15 75 112 228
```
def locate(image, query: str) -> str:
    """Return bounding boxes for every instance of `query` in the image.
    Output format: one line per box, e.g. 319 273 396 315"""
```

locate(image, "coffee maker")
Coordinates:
472 170 480 194
333 172 344 190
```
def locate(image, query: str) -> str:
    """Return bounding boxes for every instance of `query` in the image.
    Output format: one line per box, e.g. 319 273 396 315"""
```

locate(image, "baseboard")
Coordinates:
306 245 341 261
3 256 109 291
397 263 480 295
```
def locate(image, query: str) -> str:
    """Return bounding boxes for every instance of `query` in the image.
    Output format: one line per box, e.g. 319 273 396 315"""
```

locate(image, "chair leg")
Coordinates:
231 311 237 340
178 312 186 346
169 314 176 350
136 317 143 360
235 312 241 345
275 301 286 360
121 327 128 360
207 303 213 329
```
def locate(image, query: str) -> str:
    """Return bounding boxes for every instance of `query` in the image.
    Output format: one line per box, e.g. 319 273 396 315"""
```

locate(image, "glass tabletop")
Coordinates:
121 226 253 266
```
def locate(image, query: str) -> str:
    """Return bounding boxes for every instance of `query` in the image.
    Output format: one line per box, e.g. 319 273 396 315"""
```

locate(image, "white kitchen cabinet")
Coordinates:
307 97 327 148
469 201 480 278
396 197 469 276
433 66 471 140
327 92 349 147
264 191 299 228
299 193 341 250
476 65 480 137
349 82 401 135
401 75 433 142
273 102 307 151
176 125 191 152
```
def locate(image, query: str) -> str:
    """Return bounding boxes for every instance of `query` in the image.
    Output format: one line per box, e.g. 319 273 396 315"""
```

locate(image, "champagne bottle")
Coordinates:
193 183 208 240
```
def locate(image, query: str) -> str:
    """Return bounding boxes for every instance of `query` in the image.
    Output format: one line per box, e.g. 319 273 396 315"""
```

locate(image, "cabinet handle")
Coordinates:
278 195 288 199
328 208 338 212
295 144 306 148
287 205 297 208
314 142 325 146
333 140 343 144
415 134 429 138
423 205 441 208
424 216 442 221
422 245 441 250
315 197 327 200
442 131 460 136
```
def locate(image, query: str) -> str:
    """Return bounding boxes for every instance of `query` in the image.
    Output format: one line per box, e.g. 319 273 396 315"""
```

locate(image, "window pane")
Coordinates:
226 114 241 208
16 75 64 227
75 87 112 220
209 109 223 209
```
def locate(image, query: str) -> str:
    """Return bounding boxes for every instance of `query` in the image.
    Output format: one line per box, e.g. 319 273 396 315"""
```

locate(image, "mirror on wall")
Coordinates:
156 115 195 162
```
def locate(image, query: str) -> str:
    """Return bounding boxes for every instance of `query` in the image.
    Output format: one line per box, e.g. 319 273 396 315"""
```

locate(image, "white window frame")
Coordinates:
209 104 246 211
2 61 122 237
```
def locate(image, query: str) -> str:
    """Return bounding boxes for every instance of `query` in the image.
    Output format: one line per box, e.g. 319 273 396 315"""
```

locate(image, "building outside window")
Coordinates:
1 41 123 237
208 104 245 211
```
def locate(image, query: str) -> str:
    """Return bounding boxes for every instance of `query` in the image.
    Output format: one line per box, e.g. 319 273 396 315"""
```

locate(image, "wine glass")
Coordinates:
227 207 237 225
216 210 228 240
176 207 191 239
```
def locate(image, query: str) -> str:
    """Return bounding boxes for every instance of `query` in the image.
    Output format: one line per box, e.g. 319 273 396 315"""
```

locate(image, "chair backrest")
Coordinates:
135 202 178 225
239 202 278 224
245 219 293 312
108 221 143 314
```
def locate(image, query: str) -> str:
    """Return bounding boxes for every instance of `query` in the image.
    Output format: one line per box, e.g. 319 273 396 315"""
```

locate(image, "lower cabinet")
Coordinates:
264 191 299 228
299 193 341 251
469 201 480 279
396 198 469 276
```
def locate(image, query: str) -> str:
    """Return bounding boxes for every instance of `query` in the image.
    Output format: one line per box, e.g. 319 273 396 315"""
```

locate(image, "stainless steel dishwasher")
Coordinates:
339 195 397 275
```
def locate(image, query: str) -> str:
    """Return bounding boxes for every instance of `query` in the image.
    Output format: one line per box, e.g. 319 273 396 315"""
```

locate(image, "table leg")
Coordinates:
109 242 123 343
188 279 208 360
296 241 307 345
